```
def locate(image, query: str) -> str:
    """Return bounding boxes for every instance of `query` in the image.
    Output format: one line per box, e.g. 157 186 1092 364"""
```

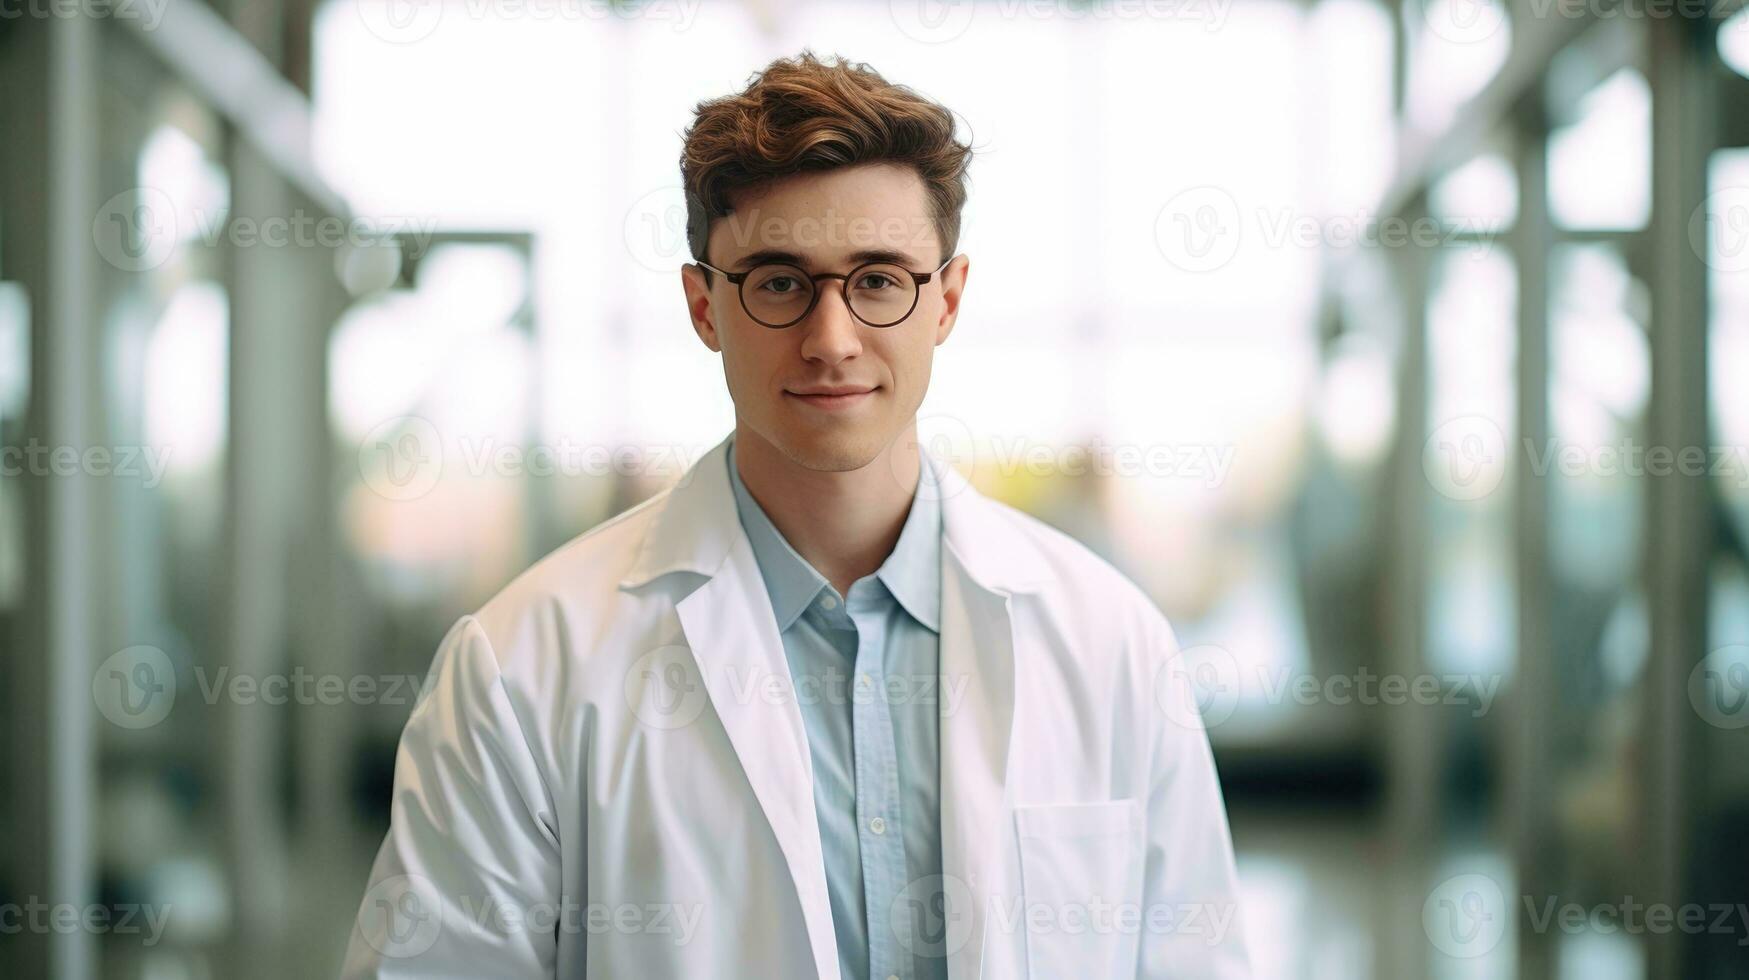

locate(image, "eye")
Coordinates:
759 275 803 294
856 272 900 290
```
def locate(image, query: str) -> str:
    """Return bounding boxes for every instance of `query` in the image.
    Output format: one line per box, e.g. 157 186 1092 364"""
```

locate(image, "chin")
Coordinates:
771 423 890 473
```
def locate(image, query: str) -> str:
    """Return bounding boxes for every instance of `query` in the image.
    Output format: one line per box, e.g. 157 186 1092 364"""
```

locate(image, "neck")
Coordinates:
731 421 921 599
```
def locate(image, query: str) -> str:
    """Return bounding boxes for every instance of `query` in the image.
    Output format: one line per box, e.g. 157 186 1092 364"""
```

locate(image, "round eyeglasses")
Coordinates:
693 255 953 329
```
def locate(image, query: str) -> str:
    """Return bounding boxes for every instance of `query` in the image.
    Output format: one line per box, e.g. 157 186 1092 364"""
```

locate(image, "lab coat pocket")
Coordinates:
1014 799 1145 979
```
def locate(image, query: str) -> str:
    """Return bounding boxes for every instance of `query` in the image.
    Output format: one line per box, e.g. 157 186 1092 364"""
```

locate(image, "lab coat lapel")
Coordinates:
622 433 839 980
937 554 1017 980
927 450 1053 980
677 541 840 980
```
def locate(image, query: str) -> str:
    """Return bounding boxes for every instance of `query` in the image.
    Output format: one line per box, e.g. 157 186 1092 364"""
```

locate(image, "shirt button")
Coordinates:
869 816 887 835
857 672 872 687
820 594 839 610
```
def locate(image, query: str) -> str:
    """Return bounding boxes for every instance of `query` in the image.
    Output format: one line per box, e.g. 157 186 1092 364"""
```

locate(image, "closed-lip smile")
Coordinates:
785 384 878 409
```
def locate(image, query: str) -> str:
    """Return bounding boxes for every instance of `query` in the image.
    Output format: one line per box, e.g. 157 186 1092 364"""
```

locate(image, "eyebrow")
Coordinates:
730 248 923 271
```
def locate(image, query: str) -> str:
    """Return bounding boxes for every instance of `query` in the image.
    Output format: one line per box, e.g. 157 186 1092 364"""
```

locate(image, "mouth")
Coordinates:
784 386 879 411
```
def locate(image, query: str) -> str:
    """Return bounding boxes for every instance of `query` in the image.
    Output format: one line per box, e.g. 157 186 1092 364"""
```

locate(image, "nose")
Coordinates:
796 283 863 365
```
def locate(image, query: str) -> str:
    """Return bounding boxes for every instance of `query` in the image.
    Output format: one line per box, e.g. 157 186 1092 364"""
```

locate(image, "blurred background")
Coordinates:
4 0 1749 977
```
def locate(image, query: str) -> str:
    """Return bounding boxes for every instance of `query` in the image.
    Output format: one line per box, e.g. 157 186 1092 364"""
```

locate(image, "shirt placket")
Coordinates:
833 588 910 980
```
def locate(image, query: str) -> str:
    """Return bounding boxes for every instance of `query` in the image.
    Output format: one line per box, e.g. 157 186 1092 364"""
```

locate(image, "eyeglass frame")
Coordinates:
692 254 954 329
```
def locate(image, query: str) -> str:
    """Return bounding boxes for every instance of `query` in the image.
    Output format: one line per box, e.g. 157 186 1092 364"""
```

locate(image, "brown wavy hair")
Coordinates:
680 50 974 284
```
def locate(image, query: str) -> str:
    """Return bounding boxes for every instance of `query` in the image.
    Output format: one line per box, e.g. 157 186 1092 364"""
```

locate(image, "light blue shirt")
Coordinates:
726 437 949 980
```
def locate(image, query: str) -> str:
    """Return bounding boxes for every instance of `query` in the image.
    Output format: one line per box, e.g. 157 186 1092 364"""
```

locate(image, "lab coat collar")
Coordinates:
618 429 1053 597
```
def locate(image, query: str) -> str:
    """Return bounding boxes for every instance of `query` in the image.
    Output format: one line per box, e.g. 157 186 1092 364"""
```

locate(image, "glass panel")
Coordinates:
1546 68 1651 232
332 240 536 610
0 278 27 610
1429 152 1519 231
1542 241 1651 977
1719 6 1749 80
1701 148 1749 974
89 63 234 975
1317 329 1397 470
1305 0 1397 216
1404 0 1511 132
1707 149 1749 542
1425 242 1516 680
1422 240 1518 980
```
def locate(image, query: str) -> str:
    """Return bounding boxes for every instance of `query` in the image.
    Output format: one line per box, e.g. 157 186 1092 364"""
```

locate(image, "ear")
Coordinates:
933 254 968 346
680 263 722 352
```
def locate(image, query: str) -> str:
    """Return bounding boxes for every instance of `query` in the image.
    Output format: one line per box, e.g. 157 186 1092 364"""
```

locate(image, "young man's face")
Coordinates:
682 162 967 473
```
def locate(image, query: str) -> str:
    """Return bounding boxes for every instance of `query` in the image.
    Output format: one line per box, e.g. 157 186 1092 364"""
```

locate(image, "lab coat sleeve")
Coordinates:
341 615 564 979
1138 611 1253 979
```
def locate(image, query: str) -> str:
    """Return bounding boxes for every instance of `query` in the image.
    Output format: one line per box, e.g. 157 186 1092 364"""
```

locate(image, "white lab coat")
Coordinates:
342 431 1251 979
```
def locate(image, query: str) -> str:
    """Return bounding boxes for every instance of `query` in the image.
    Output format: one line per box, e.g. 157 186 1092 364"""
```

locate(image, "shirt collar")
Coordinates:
726 435 941 634
876 459 942 632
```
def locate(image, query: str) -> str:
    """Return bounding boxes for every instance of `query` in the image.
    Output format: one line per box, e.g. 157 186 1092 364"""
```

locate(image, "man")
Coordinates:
344 50 1250 979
